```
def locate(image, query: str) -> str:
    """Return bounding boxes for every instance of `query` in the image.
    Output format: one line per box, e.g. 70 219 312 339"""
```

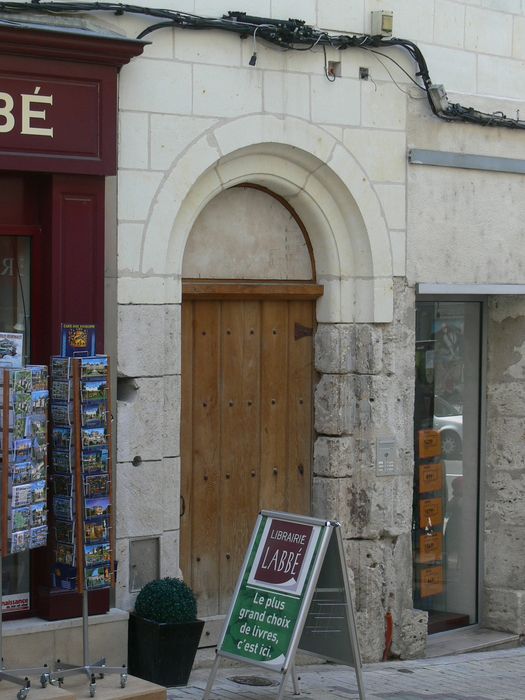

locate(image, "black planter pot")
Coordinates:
128 611 205 686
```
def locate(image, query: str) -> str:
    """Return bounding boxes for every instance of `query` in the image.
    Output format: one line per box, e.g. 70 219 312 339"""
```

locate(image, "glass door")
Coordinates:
0 233 33 614
413 301 482 633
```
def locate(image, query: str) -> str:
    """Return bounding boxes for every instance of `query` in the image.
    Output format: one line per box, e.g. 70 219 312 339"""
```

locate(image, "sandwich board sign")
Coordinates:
202 511 366 700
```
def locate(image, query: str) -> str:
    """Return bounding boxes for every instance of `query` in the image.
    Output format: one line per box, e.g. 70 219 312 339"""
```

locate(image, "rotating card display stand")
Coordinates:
1 367 52 698
47 356 126 696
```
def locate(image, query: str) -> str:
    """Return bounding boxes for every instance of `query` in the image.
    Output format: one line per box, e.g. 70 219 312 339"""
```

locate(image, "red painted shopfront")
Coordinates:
0 22 143 620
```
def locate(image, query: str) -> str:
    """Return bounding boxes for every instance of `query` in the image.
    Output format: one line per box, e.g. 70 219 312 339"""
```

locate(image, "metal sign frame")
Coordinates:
202 511 366 699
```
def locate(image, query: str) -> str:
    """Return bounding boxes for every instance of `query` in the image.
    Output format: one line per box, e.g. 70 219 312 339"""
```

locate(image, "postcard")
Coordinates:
52 380 72 403
54 496 74 521
84 496 110 521
13 437 32 463
51 402 74 426
85 564 111 589
81 380 107 403
14 415 28 439
82 447 109 474
84 542 111 566
32 479 47 503
60 324 96 358
11 506 30 532
80 356 108 379
11 483 32 507
84 519 109 545
31 502 47 527
12 368 31 394
30 525 48 549
31 460 46 481
51 357 72 381
27 365 48 392
0 333 23 369
56 542 75 567
81 426 106 449
56 521 75 545
81 401 107 428
52 426 72 451
33 440 47 463
10 461 32 485
54 474 73 497
52 449 73 474
10 529 29 554
84 474 110 498
13 393 32 416
31 390 48 413
30 415 47 441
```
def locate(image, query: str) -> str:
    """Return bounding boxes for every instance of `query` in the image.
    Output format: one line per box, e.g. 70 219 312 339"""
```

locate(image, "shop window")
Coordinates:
0 235 33 614
0 172 105 621
413 301 482 634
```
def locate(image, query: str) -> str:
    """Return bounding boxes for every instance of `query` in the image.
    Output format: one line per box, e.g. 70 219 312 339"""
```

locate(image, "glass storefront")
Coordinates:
413 301 482 633
0 235 31 612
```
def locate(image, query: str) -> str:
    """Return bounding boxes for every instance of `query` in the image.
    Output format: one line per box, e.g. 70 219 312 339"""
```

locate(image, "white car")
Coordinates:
433 396 463 459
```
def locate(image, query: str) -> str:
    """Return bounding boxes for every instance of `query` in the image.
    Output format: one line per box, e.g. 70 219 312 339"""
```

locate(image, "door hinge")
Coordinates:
294 323 313 340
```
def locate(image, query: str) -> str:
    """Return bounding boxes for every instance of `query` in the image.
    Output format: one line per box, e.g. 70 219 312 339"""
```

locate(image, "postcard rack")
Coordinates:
0 366 51 697
48 356 126 694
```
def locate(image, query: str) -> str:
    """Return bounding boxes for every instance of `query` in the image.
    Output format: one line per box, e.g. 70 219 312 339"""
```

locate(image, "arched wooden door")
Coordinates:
180 284 321 619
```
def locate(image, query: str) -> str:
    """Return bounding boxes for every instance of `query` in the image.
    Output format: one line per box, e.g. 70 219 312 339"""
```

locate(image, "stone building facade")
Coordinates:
2 0 525 664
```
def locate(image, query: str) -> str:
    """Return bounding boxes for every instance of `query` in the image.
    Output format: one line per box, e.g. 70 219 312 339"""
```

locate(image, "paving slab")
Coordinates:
166 647 525 700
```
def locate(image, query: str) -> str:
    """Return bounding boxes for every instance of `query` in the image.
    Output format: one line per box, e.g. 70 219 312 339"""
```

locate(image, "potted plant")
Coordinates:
127 577 204 686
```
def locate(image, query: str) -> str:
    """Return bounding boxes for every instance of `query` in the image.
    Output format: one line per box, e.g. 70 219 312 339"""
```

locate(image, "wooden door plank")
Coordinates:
219 301 261 614
190 301 221 616
180 301 193 582
259 301 289 512
286 301 314 515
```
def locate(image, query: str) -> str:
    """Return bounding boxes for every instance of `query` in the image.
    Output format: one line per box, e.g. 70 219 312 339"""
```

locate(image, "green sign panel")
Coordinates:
206 511 366 700
220 513 324 669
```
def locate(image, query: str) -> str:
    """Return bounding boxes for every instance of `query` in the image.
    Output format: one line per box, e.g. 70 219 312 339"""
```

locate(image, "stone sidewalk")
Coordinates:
167 647 525 699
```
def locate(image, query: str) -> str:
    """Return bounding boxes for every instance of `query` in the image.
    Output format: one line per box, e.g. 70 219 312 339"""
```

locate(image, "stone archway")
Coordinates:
136 115 393 324
124 115 406 659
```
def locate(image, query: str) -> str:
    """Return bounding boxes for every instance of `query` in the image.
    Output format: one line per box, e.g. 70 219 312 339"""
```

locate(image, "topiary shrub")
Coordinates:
134 577 197 624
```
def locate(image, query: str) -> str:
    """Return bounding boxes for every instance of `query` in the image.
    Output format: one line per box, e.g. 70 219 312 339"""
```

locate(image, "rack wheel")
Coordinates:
17 680 30 700
89 673 96 698
120 673 128 689
40 672 50 689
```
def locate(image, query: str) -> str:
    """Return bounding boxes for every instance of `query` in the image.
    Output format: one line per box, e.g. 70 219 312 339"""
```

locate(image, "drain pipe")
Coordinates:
383 610 393 661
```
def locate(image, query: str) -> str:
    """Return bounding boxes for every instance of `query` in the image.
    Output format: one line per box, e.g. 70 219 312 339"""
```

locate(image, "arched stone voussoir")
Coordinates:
142 114 393 321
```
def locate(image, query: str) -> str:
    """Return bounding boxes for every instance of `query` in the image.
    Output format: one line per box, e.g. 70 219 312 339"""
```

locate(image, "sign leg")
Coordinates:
276 669 290 700
291 663 301 696
202 655 220 700
354 662 366 700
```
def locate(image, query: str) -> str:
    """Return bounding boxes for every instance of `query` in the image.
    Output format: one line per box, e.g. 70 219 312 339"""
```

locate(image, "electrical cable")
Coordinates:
363 48 426 91
323 45 336 83
1 2 524 130
363 48 427 99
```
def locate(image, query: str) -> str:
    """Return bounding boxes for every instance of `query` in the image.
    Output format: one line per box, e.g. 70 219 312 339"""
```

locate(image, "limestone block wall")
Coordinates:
313 279 426 661
483 297 525 635
115 303 182 610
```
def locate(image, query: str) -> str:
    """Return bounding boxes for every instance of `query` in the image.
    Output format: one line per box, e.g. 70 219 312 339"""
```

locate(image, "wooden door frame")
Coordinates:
182 280 324 301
